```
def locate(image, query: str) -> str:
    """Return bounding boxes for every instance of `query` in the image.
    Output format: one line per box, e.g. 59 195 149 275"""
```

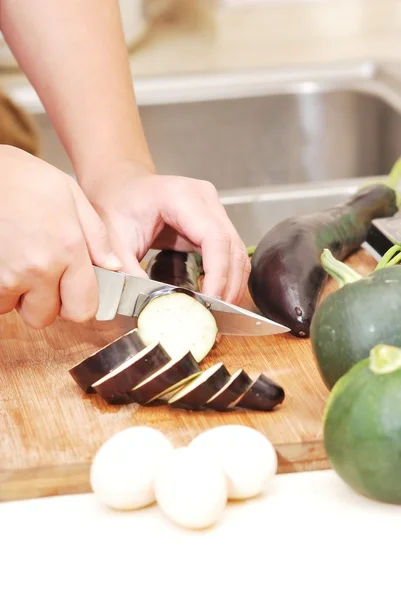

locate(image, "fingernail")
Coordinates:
104 254 123 271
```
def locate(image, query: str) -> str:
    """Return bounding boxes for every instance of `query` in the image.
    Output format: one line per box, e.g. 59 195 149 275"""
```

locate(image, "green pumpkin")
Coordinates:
310 247 401 389
323 344 401 504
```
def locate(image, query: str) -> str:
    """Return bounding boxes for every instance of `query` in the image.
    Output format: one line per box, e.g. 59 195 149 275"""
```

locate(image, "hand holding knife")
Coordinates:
93 250 289 337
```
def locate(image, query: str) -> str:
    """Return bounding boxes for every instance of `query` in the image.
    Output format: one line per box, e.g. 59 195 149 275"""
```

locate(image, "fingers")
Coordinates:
201 233 232 299
198 181 250 305
73 186 122 271
161 193 231 299
0 271 25 316
16 281 60 329
0 289 21 315
59 247 99 323
99 218 149 278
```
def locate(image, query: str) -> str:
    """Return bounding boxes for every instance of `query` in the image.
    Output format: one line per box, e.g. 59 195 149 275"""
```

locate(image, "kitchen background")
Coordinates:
0 0 400 245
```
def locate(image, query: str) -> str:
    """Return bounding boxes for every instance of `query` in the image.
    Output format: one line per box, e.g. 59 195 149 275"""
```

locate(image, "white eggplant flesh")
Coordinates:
205 369 253 411
130 351 201 405
92 343 171 404
137 292 217 363
168 362 230 410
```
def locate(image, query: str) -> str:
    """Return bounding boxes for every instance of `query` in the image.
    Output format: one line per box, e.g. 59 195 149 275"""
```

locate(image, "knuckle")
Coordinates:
62 298 98 323
91 218 109 244
65 173 82 195
162 176 188 199
243 257 252 274
232 242 250 266
62 231 84 257
70 306 97 323
0 272 20 294
201 180 219 197
231 244 247 262
24 313 56 330
207 229 231 246
24 258 51 279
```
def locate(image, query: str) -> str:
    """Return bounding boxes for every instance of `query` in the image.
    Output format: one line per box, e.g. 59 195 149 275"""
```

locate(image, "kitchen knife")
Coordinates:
364 214 401 260
93 266 290 336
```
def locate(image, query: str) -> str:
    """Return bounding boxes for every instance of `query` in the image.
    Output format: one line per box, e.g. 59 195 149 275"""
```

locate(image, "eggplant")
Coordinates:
130 351 202 406
69 328 146 393
137 250 217 362
146 250 203 291
92 343 171 404
234 374 285 411
167 363 231 410
205 369 253 411
248 173 401 338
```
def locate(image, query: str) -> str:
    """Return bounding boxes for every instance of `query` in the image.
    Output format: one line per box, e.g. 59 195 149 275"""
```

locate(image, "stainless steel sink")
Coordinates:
7 60 401 194
217 178 364 247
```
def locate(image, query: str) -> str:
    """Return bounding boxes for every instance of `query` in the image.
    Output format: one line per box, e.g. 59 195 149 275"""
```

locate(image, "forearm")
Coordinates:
0 0 155 188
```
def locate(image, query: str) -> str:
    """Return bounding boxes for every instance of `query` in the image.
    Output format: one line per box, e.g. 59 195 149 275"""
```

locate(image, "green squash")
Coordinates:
324 344 401 504
310 246 401 390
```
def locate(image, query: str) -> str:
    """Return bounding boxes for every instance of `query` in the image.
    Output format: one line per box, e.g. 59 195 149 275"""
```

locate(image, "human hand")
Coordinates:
0 146 121 328
85 163 250 305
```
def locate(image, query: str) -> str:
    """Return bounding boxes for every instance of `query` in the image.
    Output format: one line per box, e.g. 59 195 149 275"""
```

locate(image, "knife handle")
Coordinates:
94 266 126 320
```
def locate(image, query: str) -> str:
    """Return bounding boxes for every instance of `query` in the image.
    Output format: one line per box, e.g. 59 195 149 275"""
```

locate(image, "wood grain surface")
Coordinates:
0 250 377 502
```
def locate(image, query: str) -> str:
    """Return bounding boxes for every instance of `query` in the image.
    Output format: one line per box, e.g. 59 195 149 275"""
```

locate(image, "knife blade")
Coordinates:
93 266 289 336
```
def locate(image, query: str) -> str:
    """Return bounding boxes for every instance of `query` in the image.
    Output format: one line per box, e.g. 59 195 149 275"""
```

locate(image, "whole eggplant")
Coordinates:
248 183 400 338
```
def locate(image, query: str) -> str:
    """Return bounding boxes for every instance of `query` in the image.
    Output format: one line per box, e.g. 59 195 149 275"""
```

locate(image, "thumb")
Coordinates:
73 189 122 271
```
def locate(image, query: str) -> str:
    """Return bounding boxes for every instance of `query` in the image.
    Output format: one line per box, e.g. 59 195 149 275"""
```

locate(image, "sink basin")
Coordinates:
217 179 363 247
8 61 401 193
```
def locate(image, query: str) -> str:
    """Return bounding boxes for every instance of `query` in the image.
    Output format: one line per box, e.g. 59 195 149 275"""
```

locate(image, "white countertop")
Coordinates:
1 468 400 600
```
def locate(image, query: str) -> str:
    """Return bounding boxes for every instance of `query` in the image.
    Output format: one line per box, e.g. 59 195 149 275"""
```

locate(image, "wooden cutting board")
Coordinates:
0 249 377 502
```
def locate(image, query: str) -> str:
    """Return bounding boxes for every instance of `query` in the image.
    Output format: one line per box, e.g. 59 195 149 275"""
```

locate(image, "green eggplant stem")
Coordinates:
369 344 401 375
320 248 362 288
358 156 401 207
247 245 257 257
193 252 205 276
375 244 401 270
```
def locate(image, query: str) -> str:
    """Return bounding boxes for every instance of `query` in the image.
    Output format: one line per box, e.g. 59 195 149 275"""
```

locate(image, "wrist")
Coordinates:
78 156 156 203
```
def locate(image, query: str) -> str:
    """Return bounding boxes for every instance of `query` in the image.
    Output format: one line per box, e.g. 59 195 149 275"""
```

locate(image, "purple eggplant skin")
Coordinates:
146 250 202 291
248 184 399 338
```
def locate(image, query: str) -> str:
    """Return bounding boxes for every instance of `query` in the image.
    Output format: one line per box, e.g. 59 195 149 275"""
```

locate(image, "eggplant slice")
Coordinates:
168 363 231 410
69 328 146 393
130 351 201 406
205 369 253 411
137 291 218 363
92 343 171 405
233 374 285 411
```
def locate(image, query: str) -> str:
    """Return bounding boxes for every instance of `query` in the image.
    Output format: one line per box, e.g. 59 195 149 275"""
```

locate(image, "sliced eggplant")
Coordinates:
234 374 285 411
130 351 201 406
168 363 231 410
205 369 253 411
69 328 146 393
92 343 171 405
137 290 217 363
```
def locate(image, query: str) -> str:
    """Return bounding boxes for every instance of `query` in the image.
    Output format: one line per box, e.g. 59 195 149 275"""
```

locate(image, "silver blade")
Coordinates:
194 291 289 336
94 266 289 336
